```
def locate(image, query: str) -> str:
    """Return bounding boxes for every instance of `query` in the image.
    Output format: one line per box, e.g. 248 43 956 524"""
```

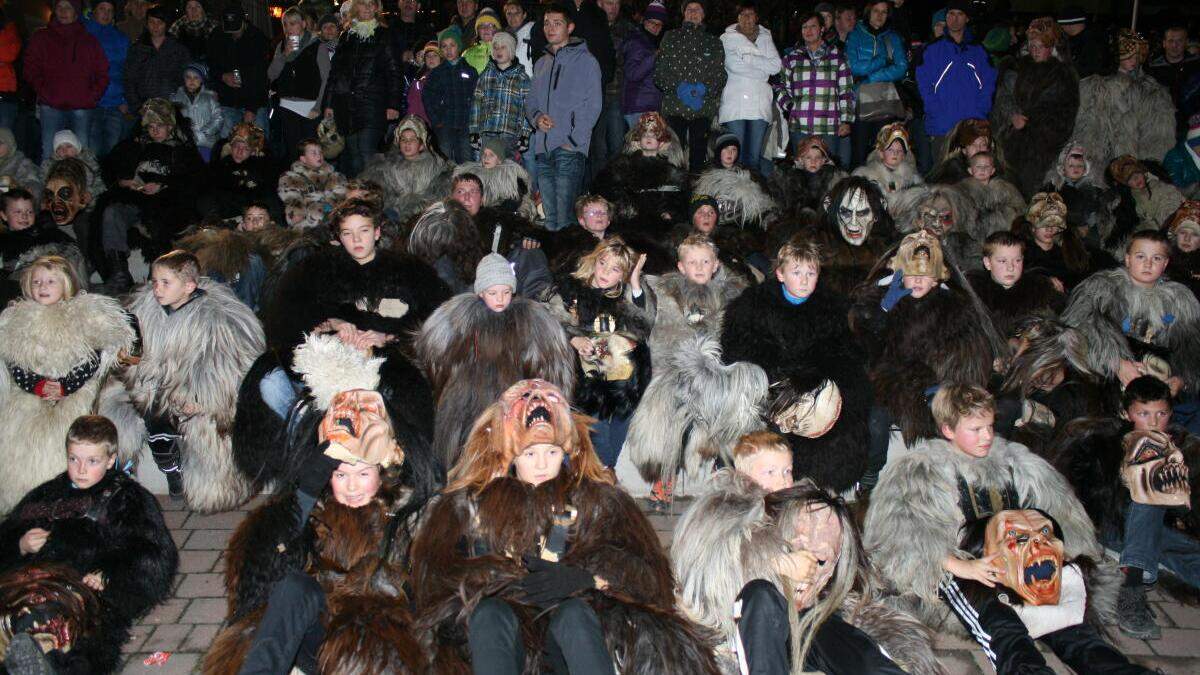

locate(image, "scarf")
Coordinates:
349 18 378 40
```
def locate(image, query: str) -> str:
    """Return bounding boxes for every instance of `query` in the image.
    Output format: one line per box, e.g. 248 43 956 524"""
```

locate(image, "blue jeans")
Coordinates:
219 106 270 139
259 366 302 420
587 100 627 181
341 127 384 178
1104 502 1200 588
723 119 769 175
435 125 471 164
0 101 17 132
791 130 852 170
589 413 631 469
89 106 130 158
535 147 587 231
209 253 267 311
39 105 92 161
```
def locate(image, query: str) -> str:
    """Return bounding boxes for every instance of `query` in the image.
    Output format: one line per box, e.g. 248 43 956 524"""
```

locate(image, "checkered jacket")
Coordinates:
775 42 856 136
470 60 532 136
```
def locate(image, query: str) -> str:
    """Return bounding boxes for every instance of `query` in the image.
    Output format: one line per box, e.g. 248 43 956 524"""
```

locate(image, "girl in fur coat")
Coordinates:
277 139 347 230
0 257 137 513
359 115 453 223
926 118 1007 186
1166 201 1200 298
1108 155 1185 239
851 123 924 223
591 112 690 233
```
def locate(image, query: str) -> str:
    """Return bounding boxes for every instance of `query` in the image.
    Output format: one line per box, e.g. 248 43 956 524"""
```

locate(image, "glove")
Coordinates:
880 270 912 312
518 555 595 607
296 447 341 497
517 134 530 153
469 133 481 150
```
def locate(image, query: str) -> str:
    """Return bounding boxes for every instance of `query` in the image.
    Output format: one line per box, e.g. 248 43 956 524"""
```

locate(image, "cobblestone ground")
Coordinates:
119 495 1200 674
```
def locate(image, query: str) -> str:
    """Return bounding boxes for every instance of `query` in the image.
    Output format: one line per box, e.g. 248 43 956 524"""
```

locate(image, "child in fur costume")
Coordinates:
899 183 983 270
591 111 690 233
852 122 924 223
767 136 847 222
693 133 778 230
673 432 942 675
625 234 766 507
863 385 1139 674
1041 142 1118 252
720 238 872 493
198 123 281 221
670 193 770 282
415 254 574 469
0 257 137 513
359 115 453 223
1014 191 1115 292
1166 201 1200 298
409 379 720 674
956 152 1026 239
1054 377 1200 640
967 232 1065 341
278 138 347 230
452 137 534 219
544 238 651 468
0 188 83 305
925 118 1006 186
542 194 673 277
1108 155 1185 243
0 416 177 674
120 250 265 510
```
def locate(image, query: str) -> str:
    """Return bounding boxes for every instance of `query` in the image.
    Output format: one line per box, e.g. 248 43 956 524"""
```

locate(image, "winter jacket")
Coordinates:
323 22 403 133
124 36 191 110
470 59 530 137
425 57 478 131
463 40 491 74
916 33 996 135
84 18 130 109
206 25 272 111
844 21 907 86
1165 140 1200 192
526 37 602 157
620 25 661 116
0 22 20 96
171 86 223 148
278 160 347 230
407 71 431 123
776 41 855 135
268 33 330 106
512 21 535 78
169 16 217 62
718 24 782 123
653 22 726 120
0 129 43 198
23 19 108 111
527 0 615 87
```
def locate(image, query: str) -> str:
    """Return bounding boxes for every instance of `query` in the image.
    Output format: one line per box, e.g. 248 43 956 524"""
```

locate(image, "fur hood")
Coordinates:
852 157 926 219
954 177 1026 237
0 292 133 375
1043 141 1105 189
452 159 533 218
693 167 778 229
360 150 452 221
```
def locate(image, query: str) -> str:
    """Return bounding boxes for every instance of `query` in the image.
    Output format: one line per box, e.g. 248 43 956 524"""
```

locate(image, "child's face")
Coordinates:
881 140 905 168
492 40 513 66
677 245 719 285
150 266 197 309
398 130 423 159
691 205 717 234
1124 239 1170 287
578 202 609 235
1064 157 1086 181
742 450 793 493
67 441 116 489
968 157 995 183
903 273 935 298
240 206 269 232
300 144 325 169
942 410 995 458
481 147 501 168
478 23 497 42
1178 226 1200 253
2 198 36 231
452 180 483 216
330 461 381 507
1125 399 1172 432
983 244 1023 288
775 260 819 299
184 72 202 93
337 214 381 264
424 49 443 69
799 147 825 173
440 38 460 61
639 132 662 153
1127 172 1147 190
719 145 739 169
30 267 66 305
55 143 79 159
590 252 626 291
513 443 564 486
480 284 513 312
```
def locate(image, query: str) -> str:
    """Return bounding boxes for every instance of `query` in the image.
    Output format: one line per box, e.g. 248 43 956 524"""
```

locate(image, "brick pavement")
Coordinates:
118 495 1200 674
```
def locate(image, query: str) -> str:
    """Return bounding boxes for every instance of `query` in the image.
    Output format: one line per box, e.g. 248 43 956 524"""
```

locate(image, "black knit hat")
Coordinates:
690 194 720 219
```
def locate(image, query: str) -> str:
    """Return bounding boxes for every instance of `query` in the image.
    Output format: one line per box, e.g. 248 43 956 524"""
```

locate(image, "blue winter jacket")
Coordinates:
844 22 907 87
84 18 129 109
1164 141 1200 190
525 37 602 157
915 34 996 135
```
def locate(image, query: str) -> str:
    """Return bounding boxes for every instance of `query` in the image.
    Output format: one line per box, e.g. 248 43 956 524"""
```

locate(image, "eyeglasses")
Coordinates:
583 209 609 217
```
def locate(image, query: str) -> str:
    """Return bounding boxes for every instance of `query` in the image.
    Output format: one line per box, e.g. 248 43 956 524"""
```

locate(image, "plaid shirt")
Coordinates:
775 42 855 135
470 60 532 137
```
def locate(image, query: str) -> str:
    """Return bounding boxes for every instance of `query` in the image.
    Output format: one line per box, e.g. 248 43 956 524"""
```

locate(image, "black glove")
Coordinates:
517 555 595 607
517 134 530 153
296 445 341 497
469 133 481 150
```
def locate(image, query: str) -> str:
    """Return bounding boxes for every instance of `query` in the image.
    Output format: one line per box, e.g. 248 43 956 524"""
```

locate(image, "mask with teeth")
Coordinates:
1121 430 1191 508
0 565 100 656
836 187 873 246
984 509 1064 605
42 172 89 227
918 195 955 237
499 379 573 455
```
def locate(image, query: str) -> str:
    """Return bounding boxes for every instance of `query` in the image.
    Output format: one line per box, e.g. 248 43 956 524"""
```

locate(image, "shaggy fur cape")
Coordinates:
852 157 925 222
955 178 1026 239
120 280 265 512
452 159 535 219
359 150 453 222
0 293 136 513
768 164 848 222
673 470 944 675
415 294 575 468
0 469 178 672
966 269 1066 340
1062 268 1200 390
720 282 872 492
409 473 720 674
863 436 1110 630
277 159 347 230
592 151 690 231
896 184 984 270
1074 70 1177 186
543 227 675 277
692 167 778 230
991 56 1080 198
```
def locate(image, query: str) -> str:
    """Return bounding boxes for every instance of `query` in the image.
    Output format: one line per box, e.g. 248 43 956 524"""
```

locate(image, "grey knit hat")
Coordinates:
474 253 517 294
490 30 517 56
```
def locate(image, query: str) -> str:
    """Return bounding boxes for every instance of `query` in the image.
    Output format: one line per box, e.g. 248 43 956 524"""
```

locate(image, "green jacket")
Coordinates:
652 22 726 120
463 41 492 74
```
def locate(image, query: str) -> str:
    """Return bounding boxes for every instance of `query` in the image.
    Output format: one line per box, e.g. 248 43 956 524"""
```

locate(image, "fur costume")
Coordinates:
0 293 136 513
624 270 768 482
1042 142 1118 249
863 436 1112 631
277 159 347 230
1073 70 1177 186
1061 268 1200 390
0 219 84 304
692 167 778 230
767 163 847 223
452 159 535 220
898 184 984 270
405 199 486 293
120 280 265 512
672 470 944 675
966 269 1065 340
955 177 1026 238
592 151 690 232
175 225 308 284
543 227 675 278
359 150 453 223
720 282 872 492
0 469 178 673
414 293 575 468
0 564 113 674
1118 173 1186 232
0 128 43 199
408 382 720 674
990 55 1080 198
851 156 925 222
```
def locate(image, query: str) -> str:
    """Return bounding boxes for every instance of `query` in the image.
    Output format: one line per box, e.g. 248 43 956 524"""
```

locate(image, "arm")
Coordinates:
20 33 44 95
869 32 907 83
706 37 728 92
266 43 286 82
468 76 485 134
836 53 856 123
846 31 884 79
622 38 654 92
92 486 178 620
314 45 332 107
568 58 602 150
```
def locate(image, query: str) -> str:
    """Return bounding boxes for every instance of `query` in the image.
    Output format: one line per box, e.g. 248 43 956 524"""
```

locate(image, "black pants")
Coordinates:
851 118 893 168
668 115 712 172
277 107 321 163
467 597 612 675
145 414 182 475
239 570 325 675
737 580 906 675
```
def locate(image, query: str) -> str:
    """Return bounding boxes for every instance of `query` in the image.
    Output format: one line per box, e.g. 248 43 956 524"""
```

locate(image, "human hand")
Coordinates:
630 254 646 293
1011 114 1028 130
355 330 390 349
1049 276 1064 293
39 380 64 401
519 555 596 606
521 237 540 249
536 114 554 132
570 336 594 357
386 108 400 121
222 73 241 88
82 571 106 591
945 554 1002 587
19 528 49 555
307 109 320 119
772 549 819 584
1118 359 1146 386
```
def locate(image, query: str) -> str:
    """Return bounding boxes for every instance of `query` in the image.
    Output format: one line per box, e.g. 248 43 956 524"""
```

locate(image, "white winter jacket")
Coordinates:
717 24 782 123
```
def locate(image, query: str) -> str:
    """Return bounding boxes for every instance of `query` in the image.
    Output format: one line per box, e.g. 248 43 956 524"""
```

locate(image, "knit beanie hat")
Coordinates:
54 0 83 17
690 194 720 220
490 30 517 55
184 62 208 83
481 135 508 160
930 8 947 33
475 8 502 33
983 26 1011 53
474 253 517 294
439 25 464 52
146 4 173 23
643 0 668 23
52 130 81 154
713 132 740 156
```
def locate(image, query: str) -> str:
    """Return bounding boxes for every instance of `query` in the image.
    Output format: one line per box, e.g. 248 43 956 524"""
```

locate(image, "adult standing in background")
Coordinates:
391 0 435 64
1057 5 1107 80
269 7 331 161
451 0 480 47
845 0 906 166
1149 24 1200 138
169 0 218 63
914 0 994 162
124 5 190 114
118 0 148 43
654 0 726 172
776 11 854 168
503 0 535 77
620 0 666 128
528 0 615 88
718 0 781 176
589 0 635 180
85 0 131 158
207 5 272 138
0 4 20 131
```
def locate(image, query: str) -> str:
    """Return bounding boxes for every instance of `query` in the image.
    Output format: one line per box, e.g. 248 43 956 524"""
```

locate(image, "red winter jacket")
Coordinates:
0 23 20 95
23 18 108 110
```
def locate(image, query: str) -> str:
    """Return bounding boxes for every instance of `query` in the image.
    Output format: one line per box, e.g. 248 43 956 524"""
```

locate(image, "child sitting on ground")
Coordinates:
278 138 347 230
957 151 1026 238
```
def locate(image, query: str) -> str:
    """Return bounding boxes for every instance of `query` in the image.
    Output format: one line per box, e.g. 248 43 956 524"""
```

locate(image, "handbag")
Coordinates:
856 36 906 122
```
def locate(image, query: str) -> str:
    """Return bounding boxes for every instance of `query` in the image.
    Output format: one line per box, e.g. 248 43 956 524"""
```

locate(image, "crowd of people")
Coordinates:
1 0 1200 673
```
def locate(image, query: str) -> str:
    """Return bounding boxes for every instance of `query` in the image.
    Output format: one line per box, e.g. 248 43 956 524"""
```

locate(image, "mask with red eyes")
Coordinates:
984 509 1064 605
1121 430 1190 508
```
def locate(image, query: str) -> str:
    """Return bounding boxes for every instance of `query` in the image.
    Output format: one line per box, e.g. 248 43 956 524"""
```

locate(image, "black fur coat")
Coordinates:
992 56 1080 198
592 152 689 233
966 269 1066 339
768 164 846 221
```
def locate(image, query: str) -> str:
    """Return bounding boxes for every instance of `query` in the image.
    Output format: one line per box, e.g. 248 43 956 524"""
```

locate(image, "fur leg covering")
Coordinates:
319 594 427 674
96 378 148 468
842 592 947 675
592 594 722 675
201 612 260 675
179 413 254 512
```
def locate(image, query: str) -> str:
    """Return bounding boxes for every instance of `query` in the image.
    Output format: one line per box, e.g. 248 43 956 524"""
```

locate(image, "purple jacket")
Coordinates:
621 26 661 115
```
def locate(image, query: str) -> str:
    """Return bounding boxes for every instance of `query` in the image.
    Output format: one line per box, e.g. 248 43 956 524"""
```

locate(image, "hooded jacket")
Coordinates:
23 18 109 110
915 33 996 135
526 37 602 156
620 24 662 115
84 18 129 108
717 23 782 123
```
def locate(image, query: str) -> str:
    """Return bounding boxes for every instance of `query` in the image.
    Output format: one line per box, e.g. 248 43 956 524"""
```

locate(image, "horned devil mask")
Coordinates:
984 509 1064 606
1121 430 1190 508
836 187 874 246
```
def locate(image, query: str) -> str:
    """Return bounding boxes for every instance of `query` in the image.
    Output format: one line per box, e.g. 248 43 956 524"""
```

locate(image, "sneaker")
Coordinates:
4 633 55 675
165 470 185 501
1117 584 1161 640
